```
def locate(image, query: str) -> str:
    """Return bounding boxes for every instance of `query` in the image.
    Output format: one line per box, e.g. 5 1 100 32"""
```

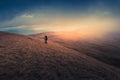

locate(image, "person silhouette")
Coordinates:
44 35 48 44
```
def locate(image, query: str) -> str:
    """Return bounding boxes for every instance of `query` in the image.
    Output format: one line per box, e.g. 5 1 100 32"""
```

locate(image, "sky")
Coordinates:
0 0 120 35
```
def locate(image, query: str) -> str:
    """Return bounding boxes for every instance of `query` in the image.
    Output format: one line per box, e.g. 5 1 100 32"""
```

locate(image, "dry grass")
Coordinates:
0 31 120 80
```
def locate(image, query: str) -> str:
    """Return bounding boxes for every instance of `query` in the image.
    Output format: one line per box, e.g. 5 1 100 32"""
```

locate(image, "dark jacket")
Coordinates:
44 36 48 40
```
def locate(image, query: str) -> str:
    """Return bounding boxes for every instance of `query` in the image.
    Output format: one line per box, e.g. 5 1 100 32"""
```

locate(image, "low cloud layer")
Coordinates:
0 0 120 35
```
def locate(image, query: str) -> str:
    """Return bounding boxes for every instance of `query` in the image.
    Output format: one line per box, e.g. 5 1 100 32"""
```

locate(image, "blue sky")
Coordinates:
0 0 120 35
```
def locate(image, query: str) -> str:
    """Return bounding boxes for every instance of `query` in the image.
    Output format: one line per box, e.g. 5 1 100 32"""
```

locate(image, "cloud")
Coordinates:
0 0 120 35
0 0 120 22
1 10 119 35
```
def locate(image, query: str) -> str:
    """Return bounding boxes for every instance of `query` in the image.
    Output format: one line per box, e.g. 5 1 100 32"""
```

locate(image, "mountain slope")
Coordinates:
34 32 120 68
0 31 120 80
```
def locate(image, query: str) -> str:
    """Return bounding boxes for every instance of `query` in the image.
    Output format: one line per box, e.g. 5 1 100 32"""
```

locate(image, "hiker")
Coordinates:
44 35 48 44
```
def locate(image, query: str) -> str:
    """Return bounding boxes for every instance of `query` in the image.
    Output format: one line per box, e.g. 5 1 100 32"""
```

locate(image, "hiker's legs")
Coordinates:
45 40 47 44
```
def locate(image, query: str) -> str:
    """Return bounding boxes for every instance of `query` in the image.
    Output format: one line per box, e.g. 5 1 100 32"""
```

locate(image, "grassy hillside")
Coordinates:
36 32 120 68
0 31 120 80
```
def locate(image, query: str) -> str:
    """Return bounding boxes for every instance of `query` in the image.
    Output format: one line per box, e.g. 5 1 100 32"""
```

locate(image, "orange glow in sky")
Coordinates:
2 12 119 37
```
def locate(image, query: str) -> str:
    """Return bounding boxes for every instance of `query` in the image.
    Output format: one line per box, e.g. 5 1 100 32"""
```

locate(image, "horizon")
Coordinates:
0 1 120 79
0 0 120 36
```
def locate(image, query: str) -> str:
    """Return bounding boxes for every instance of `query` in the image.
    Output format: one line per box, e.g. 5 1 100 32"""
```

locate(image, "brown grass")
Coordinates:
0 31 120 80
